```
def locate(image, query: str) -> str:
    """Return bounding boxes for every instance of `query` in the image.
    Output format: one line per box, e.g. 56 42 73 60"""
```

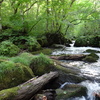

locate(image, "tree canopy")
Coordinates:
0 0 100 38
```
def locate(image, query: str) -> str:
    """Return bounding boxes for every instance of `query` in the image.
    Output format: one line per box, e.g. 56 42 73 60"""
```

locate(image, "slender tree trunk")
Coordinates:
0 3 2 31
36 1 39 19
46 0 49 32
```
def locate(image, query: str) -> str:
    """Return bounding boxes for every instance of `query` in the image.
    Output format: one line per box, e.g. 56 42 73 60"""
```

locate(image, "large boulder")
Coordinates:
30 54 54 76
0 41 20 57
74 35 100 47
56 84 87 100
0 60 34 90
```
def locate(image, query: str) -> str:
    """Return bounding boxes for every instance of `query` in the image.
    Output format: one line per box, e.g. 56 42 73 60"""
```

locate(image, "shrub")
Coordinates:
11 36 41 51
26 36 41 51
74 35 100 47
0 41 20 57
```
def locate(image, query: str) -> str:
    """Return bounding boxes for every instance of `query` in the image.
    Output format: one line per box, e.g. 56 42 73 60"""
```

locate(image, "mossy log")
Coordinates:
0 72 59 100
50 54 86 61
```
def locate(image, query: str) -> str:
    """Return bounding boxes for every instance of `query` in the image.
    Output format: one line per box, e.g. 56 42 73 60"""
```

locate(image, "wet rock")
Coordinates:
56 84 87 100
0 60 34 90
34 89 57 100
53 60 86 84
83 49 100 53
95 93 100 100
51 44 67 49
83 53 99 63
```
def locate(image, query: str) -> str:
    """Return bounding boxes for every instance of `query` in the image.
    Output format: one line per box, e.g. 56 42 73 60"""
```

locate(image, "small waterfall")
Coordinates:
69 41 75 47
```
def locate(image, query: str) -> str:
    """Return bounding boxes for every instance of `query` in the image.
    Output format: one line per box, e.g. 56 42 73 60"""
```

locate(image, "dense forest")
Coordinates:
0 0 100 36
0 0 100 100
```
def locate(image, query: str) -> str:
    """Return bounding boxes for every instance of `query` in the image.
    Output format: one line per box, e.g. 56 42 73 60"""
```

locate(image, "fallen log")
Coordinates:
50 54 86 61
0 71 59 100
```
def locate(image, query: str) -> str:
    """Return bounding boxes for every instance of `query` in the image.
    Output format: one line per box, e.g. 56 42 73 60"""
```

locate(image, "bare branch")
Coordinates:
24 1 37 14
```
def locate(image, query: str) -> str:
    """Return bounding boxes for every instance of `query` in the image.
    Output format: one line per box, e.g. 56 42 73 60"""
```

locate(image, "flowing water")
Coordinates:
52 41 100 100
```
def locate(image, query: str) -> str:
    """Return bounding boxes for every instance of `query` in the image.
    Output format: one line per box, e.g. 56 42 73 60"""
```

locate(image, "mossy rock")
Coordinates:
84 49 100 53
11 52 35 66
0 60 34 90
56 84 87 100
0 41 20 57
0 87 19 100
83 53 99 62
74 35 100 47
32 48 53 55
30 54 54 76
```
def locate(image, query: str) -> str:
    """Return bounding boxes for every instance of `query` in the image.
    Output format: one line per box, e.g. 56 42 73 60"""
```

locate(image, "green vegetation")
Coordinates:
0 41 20 56
0 87 19 100
0 60 34 90
0 0 100 99
30 53 54 76
83 53 99 62
0 0 99 43
74 35 100 47
56 84 87 99
84 49 100 53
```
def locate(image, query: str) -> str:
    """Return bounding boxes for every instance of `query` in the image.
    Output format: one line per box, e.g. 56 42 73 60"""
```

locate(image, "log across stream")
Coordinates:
0 72 59 100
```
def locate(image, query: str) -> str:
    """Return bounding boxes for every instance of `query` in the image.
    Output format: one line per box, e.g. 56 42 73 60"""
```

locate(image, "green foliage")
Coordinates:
26 36 41 51
1 0 99 40
0 41 20 56
30 53 54 76
0 60 34 90
10 36 41 51
74 35 100 47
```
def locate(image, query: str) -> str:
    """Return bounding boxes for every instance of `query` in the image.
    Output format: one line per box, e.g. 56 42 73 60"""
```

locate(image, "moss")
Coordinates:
0 87 19 100
83 53 99 62
10 52 35 66
0 41 20 57
84 49 100 53
32 48 53 55
0 60 34 90
56 84 87 99
30 53 54 76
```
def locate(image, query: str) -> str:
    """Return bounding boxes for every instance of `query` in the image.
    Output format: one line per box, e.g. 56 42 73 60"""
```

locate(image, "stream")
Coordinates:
52 41 100 100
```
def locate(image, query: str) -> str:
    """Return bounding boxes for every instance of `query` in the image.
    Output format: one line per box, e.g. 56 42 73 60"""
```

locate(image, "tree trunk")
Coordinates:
50 54 86 61
0 72 59 100
0 1 3 31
